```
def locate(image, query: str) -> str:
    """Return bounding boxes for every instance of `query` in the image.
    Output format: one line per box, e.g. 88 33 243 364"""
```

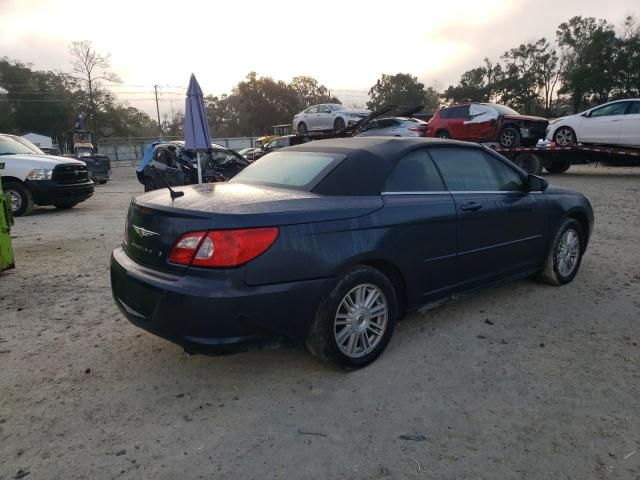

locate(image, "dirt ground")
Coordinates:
1 163 639 480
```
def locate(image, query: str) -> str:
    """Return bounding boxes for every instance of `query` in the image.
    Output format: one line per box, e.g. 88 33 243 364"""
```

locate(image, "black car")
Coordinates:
111 137 594 368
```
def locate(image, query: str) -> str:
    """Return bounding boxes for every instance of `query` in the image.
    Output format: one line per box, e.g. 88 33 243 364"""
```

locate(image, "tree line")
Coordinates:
443 15 640 116
0 14 637 144
0 41 159 147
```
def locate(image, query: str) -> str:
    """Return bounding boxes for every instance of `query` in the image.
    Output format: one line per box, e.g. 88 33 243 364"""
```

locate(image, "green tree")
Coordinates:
290 76 339 107
0 58 78 145
367 73 438 112
556 16 619 111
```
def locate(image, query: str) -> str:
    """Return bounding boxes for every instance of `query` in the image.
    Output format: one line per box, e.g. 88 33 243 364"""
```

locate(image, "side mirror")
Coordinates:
527 174 548 192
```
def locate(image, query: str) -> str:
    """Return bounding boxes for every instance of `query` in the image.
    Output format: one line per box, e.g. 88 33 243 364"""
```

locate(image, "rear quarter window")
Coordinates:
229 151 344 190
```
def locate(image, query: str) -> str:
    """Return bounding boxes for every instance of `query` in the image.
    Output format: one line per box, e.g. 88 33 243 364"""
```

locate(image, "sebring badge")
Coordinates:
132 225 159 238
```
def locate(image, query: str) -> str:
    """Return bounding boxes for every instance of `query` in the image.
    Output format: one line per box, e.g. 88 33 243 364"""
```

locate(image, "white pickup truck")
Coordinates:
0 134 94 216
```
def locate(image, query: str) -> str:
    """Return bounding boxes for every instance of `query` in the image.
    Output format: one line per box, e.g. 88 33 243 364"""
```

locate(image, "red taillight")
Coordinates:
169 228 279 267
169 231 207 264
409 125 430 137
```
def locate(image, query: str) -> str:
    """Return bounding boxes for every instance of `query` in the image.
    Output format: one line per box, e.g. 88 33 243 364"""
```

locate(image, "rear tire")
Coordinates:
499 127 521 148
544 158 571 174
334 117 346 131
297 122 307 135
436 130 450 139
537 218 584 286
306 266 397 369
513 153 543 175
4 181 34 217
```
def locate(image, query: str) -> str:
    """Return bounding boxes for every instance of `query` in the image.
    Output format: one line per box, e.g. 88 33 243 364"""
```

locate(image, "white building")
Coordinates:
22 132 54 149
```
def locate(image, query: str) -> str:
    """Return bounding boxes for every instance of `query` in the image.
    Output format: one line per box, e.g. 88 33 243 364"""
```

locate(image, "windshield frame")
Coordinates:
328 104 348 112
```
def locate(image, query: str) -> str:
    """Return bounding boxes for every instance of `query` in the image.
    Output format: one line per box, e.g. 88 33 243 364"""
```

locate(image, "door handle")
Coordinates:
460 202 483 212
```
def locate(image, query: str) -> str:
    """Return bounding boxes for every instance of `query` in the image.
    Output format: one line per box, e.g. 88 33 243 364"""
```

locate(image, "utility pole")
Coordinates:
154 84 163 139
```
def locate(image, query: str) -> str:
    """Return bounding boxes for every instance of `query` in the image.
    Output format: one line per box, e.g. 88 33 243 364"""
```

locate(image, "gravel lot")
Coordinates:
1 164 639 480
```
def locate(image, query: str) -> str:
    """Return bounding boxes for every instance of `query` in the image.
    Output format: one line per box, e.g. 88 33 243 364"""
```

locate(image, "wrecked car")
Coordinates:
427 103 549 147
136 141 249 192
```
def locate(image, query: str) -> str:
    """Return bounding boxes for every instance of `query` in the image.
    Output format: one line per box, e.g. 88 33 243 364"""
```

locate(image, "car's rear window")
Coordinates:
229 151 344 190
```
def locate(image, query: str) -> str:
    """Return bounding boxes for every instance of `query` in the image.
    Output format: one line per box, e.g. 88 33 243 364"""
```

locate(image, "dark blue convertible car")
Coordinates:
111 137 594 368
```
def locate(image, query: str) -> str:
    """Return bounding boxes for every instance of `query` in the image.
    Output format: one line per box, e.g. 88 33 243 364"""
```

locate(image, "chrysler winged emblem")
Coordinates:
132 225 159 238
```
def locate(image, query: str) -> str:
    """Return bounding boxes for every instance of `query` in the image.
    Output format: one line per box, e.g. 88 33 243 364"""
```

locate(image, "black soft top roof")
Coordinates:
285 137 480 196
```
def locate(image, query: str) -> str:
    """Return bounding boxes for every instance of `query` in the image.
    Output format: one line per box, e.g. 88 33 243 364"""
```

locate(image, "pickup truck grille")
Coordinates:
52 164 89 183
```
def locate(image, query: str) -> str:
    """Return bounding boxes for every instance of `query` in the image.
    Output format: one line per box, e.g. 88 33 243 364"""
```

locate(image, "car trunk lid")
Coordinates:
124 183 383 271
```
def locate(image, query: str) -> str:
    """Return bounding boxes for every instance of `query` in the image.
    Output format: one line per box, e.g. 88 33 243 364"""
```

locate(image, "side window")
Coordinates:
430 148 525 192
627 102 640 115
318 105 331 114
306 106 318 114
590 102 629 118
384 150 445 192
439 108 451 119
449 105 470 118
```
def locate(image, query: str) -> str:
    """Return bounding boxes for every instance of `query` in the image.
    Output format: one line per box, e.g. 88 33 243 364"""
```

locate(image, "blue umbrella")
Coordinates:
184 73 212 183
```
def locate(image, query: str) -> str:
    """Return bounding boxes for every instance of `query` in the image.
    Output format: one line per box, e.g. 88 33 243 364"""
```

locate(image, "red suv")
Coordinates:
426 103 549 147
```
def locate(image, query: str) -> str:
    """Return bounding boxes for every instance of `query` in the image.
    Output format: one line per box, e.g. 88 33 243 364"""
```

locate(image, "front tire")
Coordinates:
297 122 307 135
499 127 521 148
306 266 398 369
436 130 450 139
553 126 576 146
538 218 584 285
334 117 346 131
54 202 78 210
4 181 34 217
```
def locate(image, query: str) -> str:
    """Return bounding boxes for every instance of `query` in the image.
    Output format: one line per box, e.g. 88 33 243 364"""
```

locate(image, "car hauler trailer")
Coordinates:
491 144 640 175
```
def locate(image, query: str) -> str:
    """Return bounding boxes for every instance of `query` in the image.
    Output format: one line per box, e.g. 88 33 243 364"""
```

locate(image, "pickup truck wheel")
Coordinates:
499 127 521 148
537 218 584 285
54 202 78 210
306 266 397 369
436 130 450 139
4 182 34 217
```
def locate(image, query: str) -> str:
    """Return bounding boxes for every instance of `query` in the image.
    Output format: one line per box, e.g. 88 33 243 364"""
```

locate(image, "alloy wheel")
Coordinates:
500 129 516 147
334 283 388 358
556 229 580 277
555 127 574 146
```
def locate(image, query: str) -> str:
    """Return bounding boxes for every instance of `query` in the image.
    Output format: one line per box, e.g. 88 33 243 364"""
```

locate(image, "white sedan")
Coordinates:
292 104 370 135
546 99 640 147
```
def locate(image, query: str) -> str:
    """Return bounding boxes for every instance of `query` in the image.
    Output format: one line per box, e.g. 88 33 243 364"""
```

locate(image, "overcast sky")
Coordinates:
1 0 637 116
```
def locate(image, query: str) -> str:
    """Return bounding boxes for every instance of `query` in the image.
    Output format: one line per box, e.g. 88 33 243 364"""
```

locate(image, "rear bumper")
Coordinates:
27 179 94 206
110 246 330 347
90 170 111 181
